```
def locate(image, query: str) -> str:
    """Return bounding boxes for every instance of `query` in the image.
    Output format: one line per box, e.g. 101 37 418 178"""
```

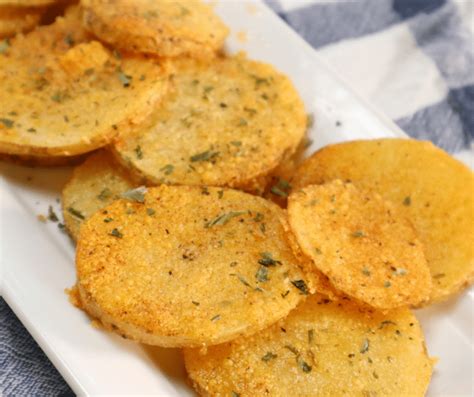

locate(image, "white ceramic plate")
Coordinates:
1 1 472 395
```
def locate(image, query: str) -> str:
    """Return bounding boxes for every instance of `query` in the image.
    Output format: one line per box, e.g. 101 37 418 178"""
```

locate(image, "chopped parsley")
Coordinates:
146 208 156 216
255 266 269 282
120 186 147 203
110 228 123 238
384 281 392 288
205 211 246 227
270 178 292 197
258 252 281 267
67 207 85 220
0 118 14 128
297 356 312 373
261 352 277 362
190 150 219 162
351 230 365 238
291 279 309 295
362 267 371 276
160 164 174 175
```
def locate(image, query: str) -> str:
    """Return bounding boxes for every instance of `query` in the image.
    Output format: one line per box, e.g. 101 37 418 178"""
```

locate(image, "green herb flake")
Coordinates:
51 92 63 103
403 196 411 206
307 113 314 129
0 39 10 54
117 70 132 87
217 190 224 199
238 118 248 126
284 345 299 355
258 252 281 267
270 178 292 197
48 206 59 222
281 290 290 298
160 164 174 175
27 128 37 133
291 279 309 295
393 267 407 276
261 352 277 362
67 207 85 220
362 267 371 276
190 150 219 163
254 212 264 222
230 140 242 147
134 145 143 159
255 266 269 283
433 273 445 279
360 338 370 354
351 230 365 238
146 208 156 216
64 33 75 46
205 211 246 228
297 356 312 373
231 392 240 397
120 186 147 203
103 217 114 223
192 301 200 306
384 281 392 288
308 329 314 344
234 274 250 287
314 247 322 255
211 314 221 322
97 188 112 201
110 228 123 238
0 118 14 128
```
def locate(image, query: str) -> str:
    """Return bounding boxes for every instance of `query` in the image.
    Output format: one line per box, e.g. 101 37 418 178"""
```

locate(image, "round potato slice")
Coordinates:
288 181 432 309
62 150 135 240
292 139 474 304
75 185 310 347
0 6 44 38
184 294 434 397
81 0 229 58
113 55 306 190
0 8 168 158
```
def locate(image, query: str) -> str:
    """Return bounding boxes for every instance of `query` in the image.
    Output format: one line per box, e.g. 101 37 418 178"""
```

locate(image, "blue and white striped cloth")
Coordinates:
1 0 473 395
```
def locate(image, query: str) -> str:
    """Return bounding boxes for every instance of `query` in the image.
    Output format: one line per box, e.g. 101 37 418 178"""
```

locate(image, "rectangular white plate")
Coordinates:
1 1 472 395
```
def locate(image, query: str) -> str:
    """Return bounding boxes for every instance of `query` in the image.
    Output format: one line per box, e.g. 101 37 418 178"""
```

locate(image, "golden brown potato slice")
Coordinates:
82 0 229 58
62 150 134 240
184 294 434 397
0 6 44 38
113 55 306 191
292 139 474 304
288 180 432 309
0 0 56 5
0 7 168 159
75 185 311 347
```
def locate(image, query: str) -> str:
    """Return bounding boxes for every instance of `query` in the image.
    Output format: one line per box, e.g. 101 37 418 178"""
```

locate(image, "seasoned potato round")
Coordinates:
113 55 306 190
0 8 168 158
184 294 434 397
0 6 44 38
62 150 134 240
82 0 229 58
288 181 432 309
76 185 310 347
292 139 474 304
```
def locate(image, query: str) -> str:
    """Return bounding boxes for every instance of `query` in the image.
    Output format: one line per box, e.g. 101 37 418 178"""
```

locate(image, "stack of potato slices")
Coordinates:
3 1 473 395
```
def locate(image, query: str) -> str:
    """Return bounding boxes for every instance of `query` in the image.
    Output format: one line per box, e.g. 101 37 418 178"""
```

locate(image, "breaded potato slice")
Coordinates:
288 181 432 309
0 6 44 38
184 294 434 397
81 0 228 58
113 55 306 190
0 8 168 158
75 185 310 347
62 150 134 240
0 0 56 5
292 139 474 304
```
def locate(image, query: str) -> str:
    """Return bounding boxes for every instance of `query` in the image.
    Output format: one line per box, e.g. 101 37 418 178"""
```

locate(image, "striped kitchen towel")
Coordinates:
268 0 474 167
1 0 472 395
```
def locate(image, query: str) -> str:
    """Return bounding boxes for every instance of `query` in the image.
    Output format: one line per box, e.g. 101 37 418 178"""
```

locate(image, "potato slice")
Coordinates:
184 294 434 397
62 150 134 240
0 6 44 38
0 0 56 5
288 180 432 309
292 139 474 304
75 185 310 347
0 7 168 158
113 55 306 191
82 0 229 58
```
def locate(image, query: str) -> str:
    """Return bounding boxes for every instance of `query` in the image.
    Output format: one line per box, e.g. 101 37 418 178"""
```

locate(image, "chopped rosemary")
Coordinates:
190 150 219 162
67 207 85 220
110 228 123 238
120 186 147 203
47 206 59 222
291 279 309 295
261 352 277 362
160 164 174 175
255 266 269 282
205 211 246 228
258 252 281 267
134 145 143 159
360 339 370 354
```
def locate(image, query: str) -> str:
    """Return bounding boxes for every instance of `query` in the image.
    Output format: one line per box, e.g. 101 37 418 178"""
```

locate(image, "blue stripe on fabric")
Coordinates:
448 85 474 141
396 98 470 152
268 0 400 48
406 1 474 88
392 0 446 19
0 298 73 397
